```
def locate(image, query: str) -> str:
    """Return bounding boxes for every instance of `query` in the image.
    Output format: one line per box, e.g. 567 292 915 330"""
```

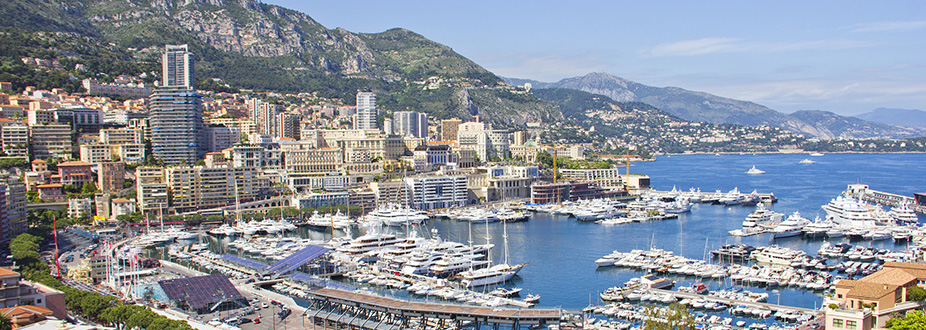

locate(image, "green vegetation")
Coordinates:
643 303 696 330
906 286 926 301
887 310 926 330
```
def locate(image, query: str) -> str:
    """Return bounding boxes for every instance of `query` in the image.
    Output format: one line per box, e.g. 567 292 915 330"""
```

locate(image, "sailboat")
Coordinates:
458 217 529 287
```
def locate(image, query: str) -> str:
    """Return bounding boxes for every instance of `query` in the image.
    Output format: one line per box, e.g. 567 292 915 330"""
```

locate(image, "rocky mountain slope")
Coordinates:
855 108 926 128
507 73 925 139
0 0 558 128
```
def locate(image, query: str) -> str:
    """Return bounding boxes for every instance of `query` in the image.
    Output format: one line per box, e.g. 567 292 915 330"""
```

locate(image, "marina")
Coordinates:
73 153 926 330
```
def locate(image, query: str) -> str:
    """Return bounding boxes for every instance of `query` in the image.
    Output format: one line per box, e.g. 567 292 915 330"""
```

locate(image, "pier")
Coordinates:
304 287 563 329
846 185 926 214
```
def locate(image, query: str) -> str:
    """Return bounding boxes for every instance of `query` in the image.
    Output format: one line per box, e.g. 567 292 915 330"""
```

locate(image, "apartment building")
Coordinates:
29 124 72 160
97 162 125 193
79 144 113 164
404 174 469 210
828 262 926 330
283 148 341 174
99 127 144 144
164 165 260 212
136 166 168 214
0 268 66 320
1 122 28 156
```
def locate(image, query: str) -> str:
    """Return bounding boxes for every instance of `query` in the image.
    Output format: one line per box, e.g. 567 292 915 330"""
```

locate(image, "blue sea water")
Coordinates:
416 153 926 311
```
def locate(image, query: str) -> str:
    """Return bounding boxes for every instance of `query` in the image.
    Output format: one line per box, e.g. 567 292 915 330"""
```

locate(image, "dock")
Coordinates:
847 186 926 214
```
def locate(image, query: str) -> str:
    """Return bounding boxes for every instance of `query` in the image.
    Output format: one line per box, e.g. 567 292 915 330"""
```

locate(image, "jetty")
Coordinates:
647 288 818 313
845 184 926 214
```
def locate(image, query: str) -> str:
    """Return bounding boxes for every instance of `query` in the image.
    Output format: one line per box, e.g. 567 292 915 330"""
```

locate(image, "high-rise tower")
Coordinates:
162 44 193 88
355 92 377 130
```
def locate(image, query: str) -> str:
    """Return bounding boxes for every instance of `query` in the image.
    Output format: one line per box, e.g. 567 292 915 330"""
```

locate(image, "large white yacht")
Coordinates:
365 204 429 227
821 195 878 227
890 204 919 224
336 230 402 256
752 245 806 266
719 187 744 205
771 211 811 239
742 203 783 228
429 256 489 278
459 263 525 288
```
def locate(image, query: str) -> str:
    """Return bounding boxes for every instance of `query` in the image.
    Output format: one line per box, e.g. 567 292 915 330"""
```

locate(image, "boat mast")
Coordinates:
503 217 509 266
234 176 240 225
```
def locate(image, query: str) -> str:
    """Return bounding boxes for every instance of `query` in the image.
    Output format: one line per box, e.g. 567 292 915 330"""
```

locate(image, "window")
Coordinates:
837 294 843 299
846 320 857 330
833 319 844 328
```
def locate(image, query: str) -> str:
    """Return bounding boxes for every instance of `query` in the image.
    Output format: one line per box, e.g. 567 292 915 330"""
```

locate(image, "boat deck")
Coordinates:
648 288 819 313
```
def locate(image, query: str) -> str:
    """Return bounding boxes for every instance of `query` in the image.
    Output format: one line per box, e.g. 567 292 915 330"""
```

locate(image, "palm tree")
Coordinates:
0 315 14 330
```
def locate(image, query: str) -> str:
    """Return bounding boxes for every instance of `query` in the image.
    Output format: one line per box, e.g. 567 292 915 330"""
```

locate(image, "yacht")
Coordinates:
710 244 755 261
336 230 402 256
822 194 880 227
459 263 525 288
428 256 489 278
746 165 766 175
890 204 919 224
771 211 810 239
742 203 783 228
400 251 447 275
801 217 833 239
752 245 806 266
719 188 744 206
810 152 824 157
799 159 816 164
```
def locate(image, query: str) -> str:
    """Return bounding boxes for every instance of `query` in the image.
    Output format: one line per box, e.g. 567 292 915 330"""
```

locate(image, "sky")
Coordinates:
267 0 926 116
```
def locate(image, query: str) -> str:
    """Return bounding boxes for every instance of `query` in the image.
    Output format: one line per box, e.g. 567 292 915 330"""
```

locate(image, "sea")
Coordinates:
197 153 926 317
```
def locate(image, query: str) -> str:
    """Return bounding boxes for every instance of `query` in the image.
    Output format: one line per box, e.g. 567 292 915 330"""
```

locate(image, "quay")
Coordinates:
304 287 563 329
647 288 819 314
845 184 926 214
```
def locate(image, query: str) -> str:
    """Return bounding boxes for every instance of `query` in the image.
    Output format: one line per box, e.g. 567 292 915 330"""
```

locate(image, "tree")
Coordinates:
0 314 12 330
82 182 99 194
906 286 926 301
643 303 695 330
888 310 926 330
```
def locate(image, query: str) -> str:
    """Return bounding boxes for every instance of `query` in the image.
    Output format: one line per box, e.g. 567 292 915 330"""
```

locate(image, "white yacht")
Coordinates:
746 165 766 175
801 217 833 239
752 245 806 266
429 256 489 278
810 152 824 156
890 204 919 224
401 252 447 275
459 263 526 288
742 203 783 228
336 230 402 256
772 211 810 238
719 188 744 205
821 195 878 227
799 159 816 164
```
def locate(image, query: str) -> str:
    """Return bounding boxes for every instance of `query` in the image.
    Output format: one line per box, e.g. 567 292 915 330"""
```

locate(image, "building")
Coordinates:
230 144 282 169
284 148 342 174
55 108 104 133
277 112 300 139
36 184 64 201
159 274 248 314
0 305 56 328
55 161 95 186
560 168 624 189
412 143 457 172
370 181 411 208
79 144 112 164
0 268 67 320
530 181 627 204
291 191 349 209
204 125 240 153
99 127 144 144
404 174 468 210
394 111 427 138
136 167 168 214
68 198 92 218
355 92 377 130
97 162 125 193
3 179 27 243
115 143 145 164
1 122 28 156
828 262 926 330
440 118 462 142
82 78 153 98
164 165 260 213
482 165 541 201
248 99 281 137
383 118 394 135
162 44 193 88
110 198 136 218
148 87 204 165
29 124 72 160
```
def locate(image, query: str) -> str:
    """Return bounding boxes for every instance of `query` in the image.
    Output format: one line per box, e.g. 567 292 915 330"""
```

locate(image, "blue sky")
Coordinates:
267 0 926 116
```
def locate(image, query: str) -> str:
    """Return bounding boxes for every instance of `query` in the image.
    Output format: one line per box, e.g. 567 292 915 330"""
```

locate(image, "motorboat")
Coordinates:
801 217 833 239
822 194 879 227
771 211 810 239
746 165 765 175
710 244 755 261
719 188 744 205
810 152 824 156
799 159 816 164
890 204 919 224
751 245 806 266
742 203 783 228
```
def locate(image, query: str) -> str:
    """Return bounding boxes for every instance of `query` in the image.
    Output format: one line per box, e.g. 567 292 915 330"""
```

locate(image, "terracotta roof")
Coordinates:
0 267 18 277
846 281 899 299
111 198 132 203
58 161 93 166
31 159 46 163
884 262 926 278
861 267 919 286
37 184 62 188
0 305 53 325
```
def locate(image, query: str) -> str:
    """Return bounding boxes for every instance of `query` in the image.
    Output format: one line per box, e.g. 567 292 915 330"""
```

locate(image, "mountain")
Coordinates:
0 0 559 127
789 110 926 140
507 73 924 139
855 108 926 128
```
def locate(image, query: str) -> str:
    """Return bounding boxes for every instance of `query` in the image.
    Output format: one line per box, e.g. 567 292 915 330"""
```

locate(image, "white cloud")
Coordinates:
851 21 926 32
640 38 872 58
